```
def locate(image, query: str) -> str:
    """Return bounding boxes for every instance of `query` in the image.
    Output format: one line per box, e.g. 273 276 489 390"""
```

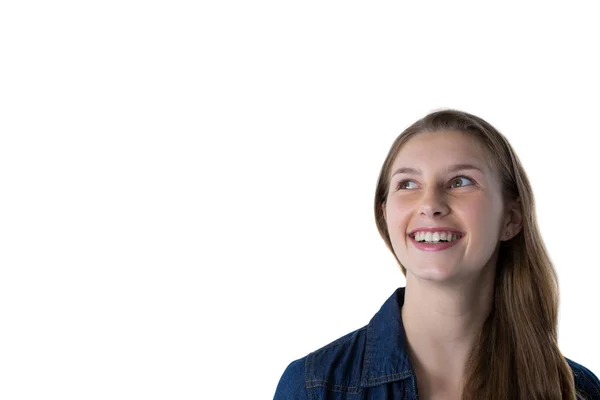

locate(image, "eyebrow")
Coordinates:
390 163 485 178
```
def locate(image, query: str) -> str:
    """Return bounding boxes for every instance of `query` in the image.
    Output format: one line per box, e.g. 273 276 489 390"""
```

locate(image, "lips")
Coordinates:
409 233 464 251
408 227 464 237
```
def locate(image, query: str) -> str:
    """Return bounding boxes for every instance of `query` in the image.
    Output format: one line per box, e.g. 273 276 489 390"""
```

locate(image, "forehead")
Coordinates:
391 130 491 173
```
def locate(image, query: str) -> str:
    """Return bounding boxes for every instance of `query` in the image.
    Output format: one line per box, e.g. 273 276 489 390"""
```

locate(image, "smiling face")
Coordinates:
382 129 509 283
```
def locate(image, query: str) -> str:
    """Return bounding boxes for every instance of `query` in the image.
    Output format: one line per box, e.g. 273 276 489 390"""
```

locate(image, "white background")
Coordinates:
1 1 599 399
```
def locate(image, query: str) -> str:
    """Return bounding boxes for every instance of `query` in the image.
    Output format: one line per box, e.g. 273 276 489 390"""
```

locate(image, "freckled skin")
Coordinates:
382 130 509 283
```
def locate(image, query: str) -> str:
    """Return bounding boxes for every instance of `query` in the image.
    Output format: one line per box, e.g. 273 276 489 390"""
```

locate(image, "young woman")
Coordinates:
274 109 600 399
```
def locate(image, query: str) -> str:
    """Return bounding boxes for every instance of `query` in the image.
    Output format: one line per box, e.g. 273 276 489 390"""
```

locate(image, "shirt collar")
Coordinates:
360 286 416 387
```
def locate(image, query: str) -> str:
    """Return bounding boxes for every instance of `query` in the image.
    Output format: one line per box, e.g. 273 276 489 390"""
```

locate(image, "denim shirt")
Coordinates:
274 287 600 399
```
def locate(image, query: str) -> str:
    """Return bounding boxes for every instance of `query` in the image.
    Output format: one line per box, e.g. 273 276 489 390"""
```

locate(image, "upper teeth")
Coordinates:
413 231 461 242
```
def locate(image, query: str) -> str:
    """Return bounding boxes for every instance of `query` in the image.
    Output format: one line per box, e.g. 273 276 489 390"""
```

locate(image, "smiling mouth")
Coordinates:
408 232 464 244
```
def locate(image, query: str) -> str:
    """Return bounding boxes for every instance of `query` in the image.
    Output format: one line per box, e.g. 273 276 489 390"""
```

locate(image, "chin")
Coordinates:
416 272 456 282
407 265 459 281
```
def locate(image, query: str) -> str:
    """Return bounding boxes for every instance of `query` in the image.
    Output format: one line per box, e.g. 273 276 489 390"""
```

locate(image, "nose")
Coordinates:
418 186 450 218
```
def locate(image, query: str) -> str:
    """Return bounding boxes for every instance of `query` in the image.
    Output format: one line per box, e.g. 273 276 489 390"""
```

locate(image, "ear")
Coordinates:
503 197 523 240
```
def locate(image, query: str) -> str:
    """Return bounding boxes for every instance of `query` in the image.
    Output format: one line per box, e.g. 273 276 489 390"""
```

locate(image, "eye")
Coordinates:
396 175 475 190
450 176 475 188
396 180 418 190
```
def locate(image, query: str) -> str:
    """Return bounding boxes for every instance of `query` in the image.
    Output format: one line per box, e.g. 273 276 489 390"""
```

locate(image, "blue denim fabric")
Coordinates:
274 287 600 399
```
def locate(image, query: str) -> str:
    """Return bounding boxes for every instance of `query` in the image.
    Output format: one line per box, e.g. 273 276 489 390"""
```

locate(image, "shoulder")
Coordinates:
565 357 600 399
274 325 368 399
274 357 307 399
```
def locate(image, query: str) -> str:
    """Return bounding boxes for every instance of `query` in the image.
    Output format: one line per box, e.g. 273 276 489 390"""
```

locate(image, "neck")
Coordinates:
401 269 495 397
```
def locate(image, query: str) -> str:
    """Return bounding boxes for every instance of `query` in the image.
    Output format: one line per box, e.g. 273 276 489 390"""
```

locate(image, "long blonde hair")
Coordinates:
373 109 582 399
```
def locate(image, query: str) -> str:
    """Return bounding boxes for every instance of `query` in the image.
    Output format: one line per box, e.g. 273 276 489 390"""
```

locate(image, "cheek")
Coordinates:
384 205 412 246
459 199 504 245
459 201 487 223
385 201 410 226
